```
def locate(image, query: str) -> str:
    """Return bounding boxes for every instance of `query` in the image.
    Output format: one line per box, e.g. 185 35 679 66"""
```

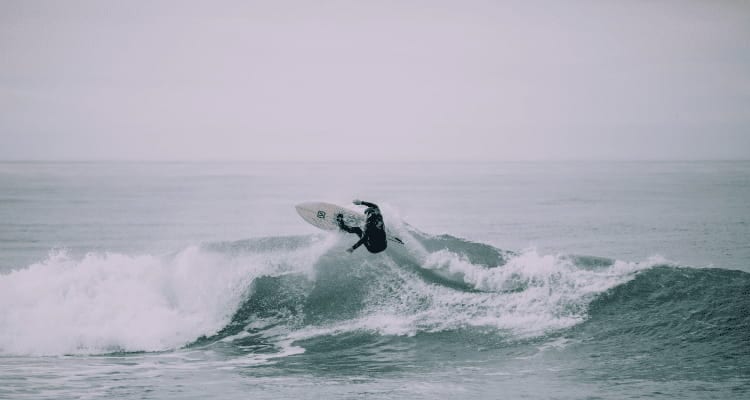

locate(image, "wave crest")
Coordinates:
0 232 677 357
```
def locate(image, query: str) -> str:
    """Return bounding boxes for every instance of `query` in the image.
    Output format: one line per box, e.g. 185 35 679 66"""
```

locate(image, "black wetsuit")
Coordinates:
337 201 387 253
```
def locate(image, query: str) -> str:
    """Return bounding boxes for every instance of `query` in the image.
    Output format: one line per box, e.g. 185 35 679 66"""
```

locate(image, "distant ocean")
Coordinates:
1 161 748 399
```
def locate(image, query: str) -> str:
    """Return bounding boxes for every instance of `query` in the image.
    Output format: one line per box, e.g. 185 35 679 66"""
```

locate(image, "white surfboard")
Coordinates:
295 202 404 245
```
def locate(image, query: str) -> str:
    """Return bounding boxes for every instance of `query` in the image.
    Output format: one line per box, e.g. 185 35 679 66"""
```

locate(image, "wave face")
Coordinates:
1 230 747 369
573 265 750 381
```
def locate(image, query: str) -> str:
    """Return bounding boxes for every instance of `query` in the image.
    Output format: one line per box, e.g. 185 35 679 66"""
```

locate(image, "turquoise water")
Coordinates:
1 161 748 399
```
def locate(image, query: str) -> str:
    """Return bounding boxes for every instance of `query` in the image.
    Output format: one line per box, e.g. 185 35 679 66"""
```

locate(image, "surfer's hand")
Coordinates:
352 199 362 205
346 247 354 253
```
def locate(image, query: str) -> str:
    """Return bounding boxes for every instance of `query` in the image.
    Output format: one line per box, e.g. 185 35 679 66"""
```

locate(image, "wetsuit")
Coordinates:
337 201 387 254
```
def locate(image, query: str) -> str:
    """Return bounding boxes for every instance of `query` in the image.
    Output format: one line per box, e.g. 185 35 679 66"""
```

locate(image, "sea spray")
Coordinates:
0 236 336 356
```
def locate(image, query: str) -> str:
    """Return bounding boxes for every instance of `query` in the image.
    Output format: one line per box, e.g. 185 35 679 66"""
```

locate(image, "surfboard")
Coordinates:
295 202 404 245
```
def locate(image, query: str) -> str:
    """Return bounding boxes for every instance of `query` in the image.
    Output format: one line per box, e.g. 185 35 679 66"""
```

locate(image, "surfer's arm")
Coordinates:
348 236 366 252
354 200 379 209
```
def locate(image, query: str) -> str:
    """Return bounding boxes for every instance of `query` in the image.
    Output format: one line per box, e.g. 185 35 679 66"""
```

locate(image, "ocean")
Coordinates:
0 161 748 399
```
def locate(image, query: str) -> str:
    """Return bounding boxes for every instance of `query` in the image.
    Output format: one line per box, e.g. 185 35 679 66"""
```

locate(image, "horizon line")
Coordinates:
1 158 749 163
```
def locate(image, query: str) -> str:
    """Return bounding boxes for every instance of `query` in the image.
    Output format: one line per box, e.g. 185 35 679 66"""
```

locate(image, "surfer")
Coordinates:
336 199 387 254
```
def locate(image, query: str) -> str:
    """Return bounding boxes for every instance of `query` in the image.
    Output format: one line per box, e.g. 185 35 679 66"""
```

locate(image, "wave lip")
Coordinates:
291 247 660 341
223 232 664 347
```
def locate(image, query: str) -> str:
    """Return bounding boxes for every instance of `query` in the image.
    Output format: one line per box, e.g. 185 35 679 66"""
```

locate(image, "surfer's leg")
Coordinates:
342 225 363 238
336 214 363 237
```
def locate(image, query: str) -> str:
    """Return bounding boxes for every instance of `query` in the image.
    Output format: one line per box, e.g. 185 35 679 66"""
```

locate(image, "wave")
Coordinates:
2 229 745 359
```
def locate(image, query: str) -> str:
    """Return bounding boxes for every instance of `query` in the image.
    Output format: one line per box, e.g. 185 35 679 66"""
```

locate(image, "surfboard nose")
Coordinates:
295 202 317 218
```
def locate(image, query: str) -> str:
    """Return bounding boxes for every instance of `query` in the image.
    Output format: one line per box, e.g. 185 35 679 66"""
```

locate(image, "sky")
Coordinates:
1 0 749 161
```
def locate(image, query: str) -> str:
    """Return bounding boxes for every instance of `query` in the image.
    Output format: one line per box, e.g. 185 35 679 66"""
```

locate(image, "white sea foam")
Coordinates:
290 249 661 341
0 236 335 356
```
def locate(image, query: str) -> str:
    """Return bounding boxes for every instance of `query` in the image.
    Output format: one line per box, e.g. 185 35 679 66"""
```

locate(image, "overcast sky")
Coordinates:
1 0 749 161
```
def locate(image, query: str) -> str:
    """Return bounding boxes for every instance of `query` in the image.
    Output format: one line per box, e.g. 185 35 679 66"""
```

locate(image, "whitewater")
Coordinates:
1 161 748 399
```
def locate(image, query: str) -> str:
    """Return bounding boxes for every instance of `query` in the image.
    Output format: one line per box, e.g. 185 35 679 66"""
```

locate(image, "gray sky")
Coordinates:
1 0 749 161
